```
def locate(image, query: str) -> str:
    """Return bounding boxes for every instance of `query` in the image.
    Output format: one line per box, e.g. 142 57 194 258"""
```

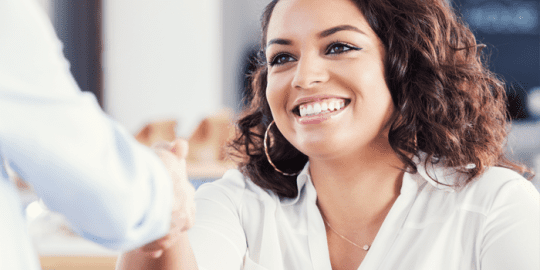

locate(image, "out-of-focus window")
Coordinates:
454 0 539 120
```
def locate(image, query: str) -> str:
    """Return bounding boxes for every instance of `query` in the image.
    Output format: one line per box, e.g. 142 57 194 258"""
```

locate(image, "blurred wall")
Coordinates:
35 0 52 17
53 0 103 107
221 0 268 111
103 0 222 137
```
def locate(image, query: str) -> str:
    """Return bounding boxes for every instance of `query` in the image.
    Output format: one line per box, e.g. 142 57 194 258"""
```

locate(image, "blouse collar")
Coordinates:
279 162 311 206
280 153 471 205
413 152 474 192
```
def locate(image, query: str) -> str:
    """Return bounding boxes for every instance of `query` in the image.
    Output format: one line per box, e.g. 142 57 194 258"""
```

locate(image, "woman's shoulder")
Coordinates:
457 167 539 213
410 166 538 228
466 167 535 194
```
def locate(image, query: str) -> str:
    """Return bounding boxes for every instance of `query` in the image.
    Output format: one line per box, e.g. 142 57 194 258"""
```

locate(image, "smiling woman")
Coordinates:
116 0 539 269
265 0 396 173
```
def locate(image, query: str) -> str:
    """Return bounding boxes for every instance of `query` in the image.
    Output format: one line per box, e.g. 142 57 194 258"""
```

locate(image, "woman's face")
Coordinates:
265 0 395 160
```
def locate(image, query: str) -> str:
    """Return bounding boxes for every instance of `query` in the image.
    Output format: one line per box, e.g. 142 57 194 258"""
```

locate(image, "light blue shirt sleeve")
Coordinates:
0 0 173 252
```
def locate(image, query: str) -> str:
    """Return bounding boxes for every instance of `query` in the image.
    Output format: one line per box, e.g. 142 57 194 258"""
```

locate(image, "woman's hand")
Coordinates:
116 139 199 270
146 139 196 258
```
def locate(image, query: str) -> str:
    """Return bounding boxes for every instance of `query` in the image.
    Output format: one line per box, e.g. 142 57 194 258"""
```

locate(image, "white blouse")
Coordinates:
188 161 540 270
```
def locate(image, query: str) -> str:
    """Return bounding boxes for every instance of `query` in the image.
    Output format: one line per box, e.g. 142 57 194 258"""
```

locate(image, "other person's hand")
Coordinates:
142 139 196 258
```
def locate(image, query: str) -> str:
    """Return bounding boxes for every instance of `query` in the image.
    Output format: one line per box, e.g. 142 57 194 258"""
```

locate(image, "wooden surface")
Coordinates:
40 256 117 270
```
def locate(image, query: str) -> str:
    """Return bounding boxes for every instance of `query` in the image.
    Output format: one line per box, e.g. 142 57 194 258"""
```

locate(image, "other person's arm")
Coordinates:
0 0 190 251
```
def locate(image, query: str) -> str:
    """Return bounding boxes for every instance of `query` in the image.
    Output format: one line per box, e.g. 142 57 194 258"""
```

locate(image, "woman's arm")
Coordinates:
116 232 198 270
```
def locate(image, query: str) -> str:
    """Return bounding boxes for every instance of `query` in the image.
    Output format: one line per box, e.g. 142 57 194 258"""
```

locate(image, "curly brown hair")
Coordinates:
228 0 529 198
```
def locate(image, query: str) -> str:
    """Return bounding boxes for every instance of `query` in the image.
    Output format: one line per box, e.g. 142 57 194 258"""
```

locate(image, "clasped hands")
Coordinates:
143 139 196 258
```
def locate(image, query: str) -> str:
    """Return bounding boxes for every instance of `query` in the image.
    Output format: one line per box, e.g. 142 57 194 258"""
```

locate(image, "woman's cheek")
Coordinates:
266 79 287 116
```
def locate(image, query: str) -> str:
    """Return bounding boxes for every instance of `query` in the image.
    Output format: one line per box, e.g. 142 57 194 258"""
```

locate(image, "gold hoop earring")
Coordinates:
414 133 419 152
264 121 300 177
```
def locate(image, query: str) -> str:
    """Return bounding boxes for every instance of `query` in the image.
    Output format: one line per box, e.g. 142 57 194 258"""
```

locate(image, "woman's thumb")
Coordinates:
169 139 189 159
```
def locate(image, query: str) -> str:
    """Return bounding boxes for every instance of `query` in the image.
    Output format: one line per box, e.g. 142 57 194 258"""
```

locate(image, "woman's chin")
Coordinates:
296 141 352 161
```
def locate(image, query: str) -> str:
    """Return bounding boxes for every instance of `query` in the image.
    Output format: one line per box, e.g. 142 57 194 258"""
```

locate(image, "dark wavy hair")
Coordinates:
228 0 530 198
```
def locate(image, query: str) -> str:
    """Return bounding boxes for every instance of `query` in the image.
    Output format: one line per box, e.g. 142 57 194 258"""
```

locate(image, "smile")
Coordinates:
293 98 350 117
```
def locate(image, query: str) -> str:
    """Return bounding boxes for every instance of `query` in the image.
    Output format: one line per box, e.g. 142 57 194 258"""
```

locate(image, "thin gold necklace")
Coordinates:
322 216 370 251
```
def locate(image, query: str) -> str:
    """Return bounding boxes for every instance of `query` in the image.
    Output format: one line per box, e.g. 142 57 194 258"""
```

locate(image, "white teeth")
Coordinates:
321 102 328 111
306 104 314 115
328 101 335 111
313 103 322 114
298 99 347 117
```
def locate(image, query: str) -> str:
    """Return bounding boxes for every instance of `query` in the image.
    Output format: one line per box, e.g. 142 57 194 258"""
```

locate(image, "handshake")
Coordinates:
144 139 196 258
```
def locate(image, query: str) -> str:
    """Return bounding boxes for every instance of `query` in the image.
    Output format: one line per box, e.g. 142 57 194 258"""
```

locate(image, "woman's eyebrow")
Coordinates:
318 25 367 38
267 38 291 49
266 25 367 49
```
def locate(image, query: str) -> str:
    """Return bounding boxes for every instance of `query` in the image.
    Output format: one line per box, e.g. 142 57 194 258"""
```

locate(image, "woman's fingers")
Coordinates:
148 249 163 258
140 227 183 257
151 141 173 150
152 138 189 160
144 138 195 258
170 138 189 159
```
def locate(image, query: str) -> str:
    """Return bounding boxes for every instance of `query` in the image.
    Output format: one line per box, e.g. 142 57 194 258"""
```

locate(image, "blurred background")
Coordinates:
22 0 540 268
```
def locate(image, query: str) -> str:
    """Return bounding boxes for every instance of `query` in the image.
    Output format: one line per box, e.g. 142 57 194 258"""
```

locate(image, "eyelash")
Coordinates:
326 41 361 54
268 41 361 67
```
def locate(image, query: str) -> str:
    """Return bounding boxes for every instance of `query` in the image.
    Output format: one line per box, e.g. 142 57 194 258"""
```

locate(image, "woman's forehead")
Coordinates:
266 0 373 41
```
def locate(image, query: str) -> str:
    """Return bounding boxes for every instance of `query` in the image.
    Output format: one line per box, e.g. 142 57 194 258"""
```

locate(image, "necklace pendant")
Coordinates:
363 245 370 251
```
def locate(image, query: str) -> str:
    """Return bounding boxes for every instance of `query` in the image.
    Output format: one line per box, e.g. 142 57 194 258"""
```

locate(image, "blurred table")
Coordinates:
33 209 119 269
40 256 117 270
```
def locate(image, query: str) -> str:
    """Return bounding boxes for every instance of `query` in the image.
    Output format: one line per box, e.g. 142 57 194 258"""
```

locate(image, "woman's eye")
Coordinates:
270 54 295 66
326 43 360 54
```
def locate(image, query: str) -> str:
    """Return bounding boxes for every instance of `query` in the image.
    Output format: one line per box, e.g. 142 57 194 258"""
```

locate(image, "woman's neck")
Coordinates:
309 144 404 229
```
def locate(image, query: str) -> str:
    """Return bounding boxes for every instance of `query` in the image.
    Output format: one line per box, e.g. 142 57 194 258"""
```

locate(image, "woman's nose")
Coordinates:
291 54 329 89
